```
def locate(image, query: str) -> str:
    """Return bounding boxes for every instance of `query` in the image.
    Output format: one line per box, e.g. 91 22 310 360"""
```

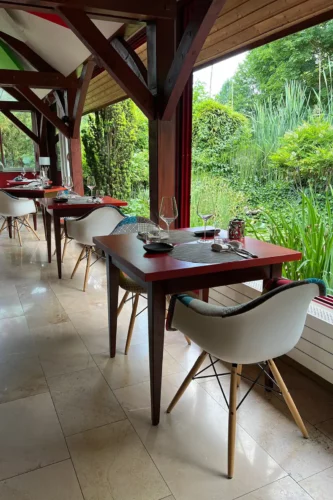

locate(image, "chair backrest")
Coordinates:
111 216 158 235
0 190 36 217
168 280 325 364
66 205 125 245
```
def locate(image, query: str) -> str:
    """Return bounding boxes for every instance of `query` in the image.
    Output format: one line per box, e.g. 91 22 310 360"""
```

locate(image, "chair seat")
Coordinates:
119 272 145 294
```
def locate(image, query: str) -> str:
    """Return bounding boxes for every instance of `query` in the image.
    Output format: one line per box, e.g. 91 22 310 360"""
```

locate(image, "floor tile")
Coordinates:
0 393 69 480
48 366 125 436
94 343 183 390
69 308 109 336
25 300 68 329
316 418 333 440
299 465 333 500
0 355 48 404
0 461 84 500
127 380 286 500
57 291 107 315
236 476 312 499
0 316 36 360
0 294 24 320
67 419 170 500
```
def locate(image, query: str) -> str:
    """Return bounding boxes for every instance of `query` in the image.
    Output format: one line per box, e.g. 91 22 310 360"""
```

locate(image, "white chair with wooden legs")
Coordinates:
166 279 326 479
65 205 125 291
0 190 40 246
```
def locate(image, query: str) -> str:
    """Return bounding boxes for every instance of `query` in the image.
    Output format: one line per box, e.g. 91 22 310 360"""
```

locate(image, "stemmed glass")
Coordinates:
64 176 74 195
87 176 96 199
20 165 26 180
197 195 216 243
159 196 178 237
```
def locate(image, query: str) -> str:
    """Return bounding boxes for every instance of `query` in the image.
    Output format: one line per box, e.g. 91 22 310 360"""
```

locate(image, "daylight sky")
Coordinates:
193 52 248 97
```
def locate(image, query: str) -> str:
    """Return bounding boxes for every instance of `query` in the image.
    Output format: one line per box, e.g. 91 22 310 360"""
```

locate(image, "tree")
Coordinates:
192 98 249 174
0 112 35 169
81 100 137 200
217 21 333 113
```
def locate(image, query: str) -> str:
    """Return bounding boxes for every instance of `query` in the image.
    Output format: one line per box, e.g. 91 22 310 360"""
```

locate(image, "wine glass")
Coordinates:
21 164 26 180
87 176 96 199
197 196 216 243
64 176 73 195
159 196 178 236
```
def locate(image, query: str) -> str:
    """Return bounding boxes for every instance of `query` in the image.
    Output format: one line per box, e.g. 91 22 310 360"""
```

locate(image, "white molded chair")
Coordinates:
0 190 40 246
166 279 326 479
65 205 125 291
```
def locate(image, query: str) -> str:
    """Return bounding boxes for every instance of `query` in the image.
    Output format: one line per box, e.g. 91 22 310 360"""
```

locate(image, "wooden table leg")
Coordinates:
7 217 12 238
41 206 47 240
33 212 37 231
198 288 209 302
45 210 52 264
148 281 166 426
54 215 62 279
107 256 119 358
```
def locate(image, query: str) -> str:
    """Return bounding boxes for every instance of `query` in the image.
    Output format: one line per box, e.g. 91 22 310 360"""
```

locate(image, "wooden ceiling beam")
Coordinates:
111 37 147 85
1 110 39 144
57 7 155 119
1 87 27 101
0 101 34 111
0 70 80 89
15 87 71 138
162 0 227 120
0 0 176 21
72 59 95 138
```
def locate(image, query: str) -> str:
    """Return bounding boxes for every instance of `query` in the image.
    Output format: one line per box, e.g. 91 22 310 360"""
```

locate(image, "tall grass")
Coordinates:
249 188 333 292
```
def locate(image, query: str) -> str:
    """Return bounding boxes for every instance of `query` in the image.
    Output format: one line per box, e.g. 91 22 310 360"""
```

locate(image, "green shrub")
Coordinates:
269 118 333 186
192 99 249 174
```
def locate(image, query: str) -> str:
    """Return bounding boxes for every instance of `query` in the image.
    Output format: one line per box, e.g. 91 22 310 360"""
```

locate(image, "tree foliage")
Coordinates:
217 21 333 113
192 95 249 173
81 101 137 199
269 118 333 186
0 112 35 169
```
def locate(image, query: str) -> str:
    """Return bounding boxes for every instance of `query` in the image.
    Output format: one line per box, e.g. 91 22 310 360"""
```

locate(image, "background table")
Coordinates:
6 179 52 186
41 196 128 278
94 231 302 426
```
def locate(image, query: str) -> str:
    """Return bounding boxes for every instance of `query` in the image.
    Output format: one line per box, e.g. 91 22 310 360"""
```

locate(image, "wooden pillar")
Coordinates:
46 111 58 186
147 20 176 223
68 137 84 195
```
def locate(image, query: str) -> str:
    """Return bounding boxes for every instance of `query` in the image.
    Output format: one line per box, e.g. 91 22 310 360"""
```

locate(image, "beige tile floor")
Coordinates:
0 217 333 499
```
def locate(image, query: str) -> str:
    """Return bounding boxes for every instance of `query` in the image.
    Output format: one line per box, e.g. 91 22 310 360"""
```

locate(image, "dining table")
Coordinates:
93 229 302 426
6 179 52 186
2 185 66 235
40 195 128 279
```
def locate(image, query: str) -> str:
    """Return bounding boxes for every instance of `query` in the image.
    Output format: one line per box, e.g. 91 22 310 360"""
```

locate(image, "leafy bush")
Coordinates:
249 188 333 292
269 118 333 186
192 99 249 174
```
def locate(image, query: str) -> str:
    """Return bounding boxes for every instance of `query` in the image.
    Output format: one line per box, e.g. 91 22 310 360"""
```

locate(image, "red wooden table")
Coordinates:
93 230 302 426
40 196 128 279
6 179 52 186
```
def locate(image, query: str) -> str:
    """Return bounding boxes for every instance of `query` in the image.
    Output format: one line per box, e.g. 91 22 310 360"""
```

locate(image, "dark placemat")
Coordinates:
138 229 200 245
170 242 244 264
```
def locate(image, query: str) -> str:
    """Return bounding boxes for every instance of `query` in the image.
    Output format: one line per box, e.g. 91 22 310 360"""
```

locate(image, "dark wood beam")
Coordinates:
72 59 95 138
0 101 34 111
57 7 155 119
163 0 227 120
15 87 71 138
1 87 26 101
0 31 57 72
111 37 147 85
0 70 80 89
0 1 176 21
1 110 39 144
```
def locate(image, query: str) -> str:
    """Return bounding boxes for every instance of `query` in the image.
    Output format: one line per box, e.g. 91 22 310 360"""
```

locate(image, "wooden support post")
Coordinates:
68 138 84 195
147 20 177 223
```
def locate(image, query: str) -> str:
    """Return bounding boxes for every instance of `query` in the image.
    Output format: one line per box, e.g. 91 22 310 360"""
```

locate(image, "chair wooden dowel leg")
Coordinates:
15 219 22 247
0 218 7 234
25 218 40 241
124 293 140 355
62 237 69 263
268 359 309 438
228 364 238 479
71 247 86 279
117 290 130 317
184 335 192 345
167 351 207 413
237 365 242 388
83 247 92 292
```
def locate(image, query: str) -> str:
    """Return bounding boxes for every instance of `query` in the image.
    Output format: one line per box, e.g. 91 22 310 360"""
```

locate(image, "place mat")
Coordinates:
170 242 244 264
166 230 200 244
